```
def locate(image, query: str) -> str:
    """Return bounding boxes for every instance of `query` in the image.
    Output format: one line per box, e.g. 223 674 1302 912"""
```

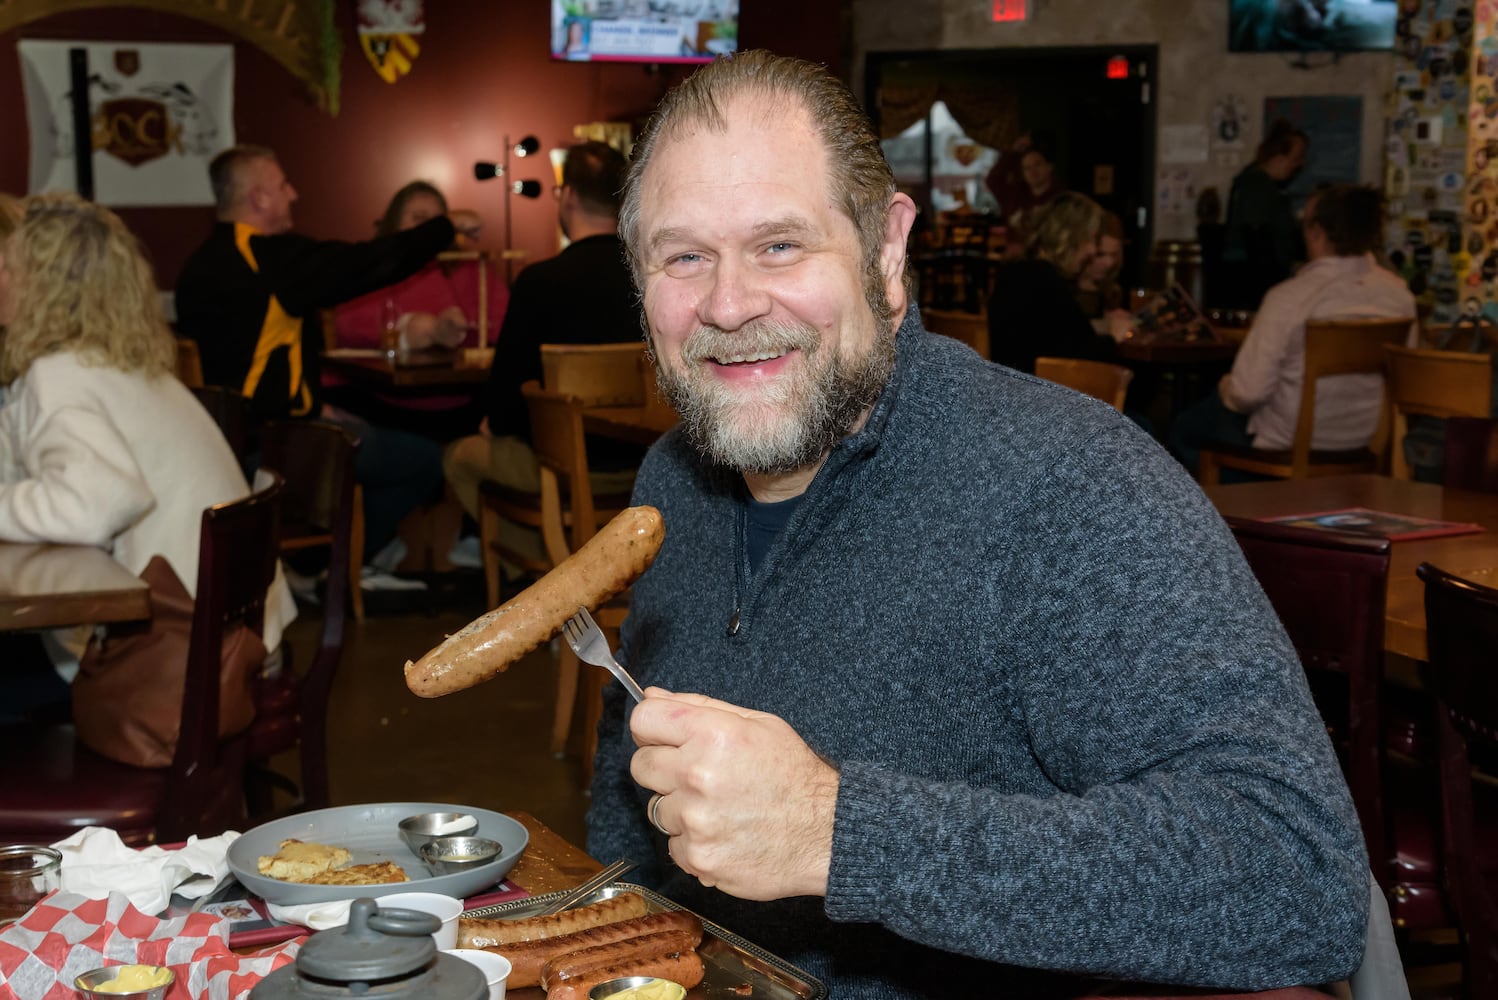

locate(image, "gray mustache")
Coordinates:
679 322 820 364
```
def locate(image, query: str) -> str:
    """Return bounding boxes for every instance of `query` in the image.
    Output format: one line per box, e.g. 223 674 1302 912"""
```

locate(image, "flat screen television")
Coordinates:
551 1 739 64
1228 0 1397 53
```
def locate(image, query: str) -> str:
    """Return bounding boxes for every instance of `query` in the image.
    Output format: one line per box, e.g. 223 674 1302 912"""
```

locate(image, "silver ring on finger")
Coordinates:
647 793 672 836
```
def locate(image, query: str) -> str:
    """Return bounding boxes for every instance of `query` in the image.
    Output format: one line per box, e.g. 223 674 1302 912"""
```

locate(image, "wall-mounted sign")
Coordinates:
18 40 234 206
992 0 1027 23
357 0 426 84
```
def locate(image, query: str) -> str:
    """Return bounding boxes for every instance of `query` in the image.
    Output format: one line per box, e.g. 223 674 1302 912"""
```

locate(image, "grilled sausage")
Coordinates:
404 505 664 698
539 928 702 990
543 949 706 1000
472 910 701 989
457 892 651 948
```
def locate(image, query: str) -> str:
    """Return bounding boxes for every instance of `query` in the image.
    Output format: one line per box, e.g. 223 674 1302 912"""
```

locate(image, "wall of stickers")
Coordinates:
1460 2 1498 325
1385 1 1474 325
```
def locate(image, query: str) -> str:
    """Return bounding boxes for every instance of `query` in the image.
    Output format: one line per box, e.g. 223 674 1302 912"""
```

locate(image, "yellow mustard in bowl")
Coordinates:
84 965 173 993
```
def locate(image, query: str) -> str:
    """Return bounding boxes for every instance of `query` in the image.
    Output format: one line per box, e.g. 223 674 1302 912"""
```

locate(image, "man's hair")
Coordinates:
563 140 630 218
0 193 174 383
1025 192 1102 264
377 180 447 237
618 50 903 305
1305 183 1383 256
1256 119 1307 163
1099 210 1124 243
208 144 277 215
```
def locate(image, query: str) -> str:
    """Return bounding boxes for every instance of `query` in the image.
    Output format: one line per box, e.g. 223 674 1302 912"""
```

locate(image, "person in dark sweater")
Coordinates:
987 192 1133 374
586 51 1370 997
176 145 469 583
442 141 642 567
1220 120 1308 309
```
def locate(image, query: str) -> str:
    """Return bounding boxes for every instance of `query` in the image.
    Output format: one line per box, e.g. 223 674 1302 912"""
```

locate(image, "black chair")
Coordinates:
1444 417 1498 494
0 475 283 845
1418 563 1498 998
247 420 357 819
190 384 253 468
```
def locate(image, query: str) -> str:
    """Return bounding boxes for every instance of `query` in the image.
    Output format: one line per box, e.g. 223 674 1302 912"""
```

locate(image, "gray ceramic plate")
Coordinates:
227 802 528 905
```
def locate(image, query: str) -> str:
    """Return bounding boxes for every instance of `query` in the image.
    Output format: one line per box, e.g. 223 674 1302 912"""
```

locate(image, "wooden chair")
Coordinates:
1034 356 1134 411
248 421 358 819
191 385 252 466
1418 562 1498 997
523 380 633 786
176 337 205 388
477 342 643 609
1199 318 1412 485
1384 345 1493 481
922 308 990 357
0 475 284 845
1444 417 1498 494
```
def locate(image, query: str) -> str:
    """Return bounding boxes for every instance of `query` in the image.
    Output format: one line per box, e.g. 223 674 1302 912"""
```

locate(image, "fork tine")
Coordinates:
578 606 598 630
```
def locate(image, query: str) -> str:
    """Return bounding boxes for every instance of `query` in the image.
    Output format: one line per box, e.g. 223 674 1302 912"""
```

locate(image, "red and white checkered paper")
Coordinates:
0 892 299 1000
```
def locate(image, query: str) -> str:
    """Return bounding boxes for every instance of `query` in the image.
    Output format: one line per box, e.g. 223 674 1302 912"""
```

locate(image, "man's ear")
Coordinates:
880 193 918 313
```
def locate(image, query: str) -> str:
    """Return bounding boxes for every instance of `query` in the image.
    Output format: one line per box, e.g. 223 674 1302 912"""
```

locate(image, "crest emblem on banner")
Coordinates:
357 0 425 84
114 49 140 77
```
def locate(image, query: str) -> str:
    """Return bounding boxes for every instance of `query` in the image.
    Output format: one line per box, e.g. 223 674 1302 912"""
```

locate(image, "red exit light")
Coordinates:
1106 55 1130 79
992 0 1027 22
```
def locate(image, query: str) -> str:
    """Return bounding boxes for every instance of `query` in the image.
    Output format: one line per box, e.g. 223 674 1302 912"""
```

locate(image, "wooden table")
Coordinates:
0 542 150 632
1205 474 1498 661
320 348 492 390
503 810 603 896
583 405 679 447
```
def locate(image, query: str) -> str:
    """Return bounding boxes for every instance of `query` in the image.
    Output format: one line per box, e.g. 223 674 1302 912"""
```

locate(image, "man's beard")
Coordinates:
652 315 897 476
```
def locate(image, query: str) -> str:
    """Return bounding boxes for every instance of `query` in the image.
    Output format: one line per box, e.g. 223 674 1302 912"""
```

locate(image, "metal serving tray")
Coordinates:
464 882 826 1000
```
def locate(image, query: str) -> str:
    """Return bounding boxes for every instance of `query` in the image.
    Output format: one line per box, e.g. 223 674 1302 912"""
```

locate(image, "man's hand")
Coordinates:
434 306 469 348
449 209 483 242
629 689 839 901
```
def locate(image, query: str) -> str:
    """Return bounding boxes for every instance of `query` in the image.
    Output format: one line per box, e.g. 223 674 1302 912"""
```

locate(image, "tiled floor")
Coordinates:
275 571 591 849
274 573 1469 998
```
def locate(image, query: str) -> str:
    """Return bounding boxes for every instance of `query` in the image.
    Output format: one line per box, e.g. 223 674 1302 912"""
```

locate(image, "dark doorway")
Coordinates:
866 45 1158 290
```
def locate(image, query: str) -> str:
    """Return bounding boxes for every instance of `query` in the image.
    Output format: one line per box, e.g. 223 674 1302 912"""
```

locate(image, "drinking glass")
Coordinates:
0 845 62 926
380 298 402 363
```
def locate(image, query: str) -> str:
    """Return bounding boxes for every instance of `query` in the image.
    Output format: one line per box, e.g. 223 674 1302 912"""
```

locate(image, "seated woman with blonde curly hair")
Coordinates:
0 193 295 722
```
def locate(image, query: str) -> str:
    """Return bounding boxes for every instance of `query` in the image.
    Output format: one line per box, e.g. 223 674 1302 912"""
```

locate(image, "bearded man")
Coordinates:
587 51 1371 998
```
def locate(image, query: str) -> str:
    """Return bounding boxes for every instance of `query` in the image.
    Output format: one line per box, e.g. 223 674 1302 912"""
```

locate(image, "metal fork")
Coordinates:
562 606 646 702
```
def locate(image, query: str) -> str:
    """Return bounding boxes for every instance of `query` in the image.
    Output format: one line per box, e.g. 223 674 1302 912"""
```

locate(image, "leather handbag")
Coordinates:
72 554 266 769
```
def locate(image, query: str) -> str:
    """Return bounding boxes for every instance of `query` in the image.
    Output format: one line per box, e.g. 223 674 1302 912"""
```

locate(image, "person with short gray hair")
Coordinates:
587 50 1369 998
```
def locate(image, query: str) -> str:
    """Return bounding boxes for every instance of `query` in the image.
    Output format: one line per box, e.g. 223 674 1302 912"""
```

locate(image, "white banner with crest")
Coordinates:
18 40 234 206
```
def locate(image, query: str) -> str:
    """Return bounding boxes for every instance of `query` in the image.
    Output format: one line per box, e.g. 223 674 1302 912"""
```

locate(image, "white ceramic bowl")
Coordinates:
377 891 462 950
442 948 511 1000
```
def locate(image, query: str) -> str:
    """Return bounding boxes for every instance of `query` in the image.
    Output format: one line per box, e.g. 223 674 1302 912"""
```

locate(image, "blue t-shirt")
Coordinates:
745 494 802 574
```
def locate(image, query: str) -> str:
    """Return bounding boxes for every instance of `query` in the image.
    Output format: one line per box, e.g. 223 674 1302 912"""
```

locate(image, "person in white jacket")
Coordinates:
0 192 295 722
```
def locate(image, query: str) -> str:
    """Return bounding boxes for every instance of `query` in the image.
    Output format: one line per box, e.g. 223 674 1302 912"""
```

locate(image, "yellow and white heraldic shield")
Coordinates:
357 0 426 83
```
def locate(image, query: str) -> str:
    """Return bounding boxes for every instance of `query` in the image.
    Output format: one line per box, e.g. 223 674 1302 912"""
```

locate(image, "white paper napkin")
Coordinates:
265 898 353 930
50 827 240 915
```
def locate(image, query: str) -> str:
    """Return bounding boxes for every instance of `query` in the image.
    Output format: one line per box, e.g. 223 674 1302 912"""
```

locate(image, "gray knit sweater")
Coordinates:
587 309 1368 997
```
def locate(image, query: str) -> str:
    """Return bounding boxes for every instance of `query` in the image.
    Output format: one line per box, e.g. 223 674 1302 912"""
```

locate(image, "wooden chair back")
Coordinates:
923 308 990 358
250 420 359 816
541 342 648 405
1034 356 1134 412
1200 317 1412 484
176 337 205 388
1444 417 1498 494
1226 517 1393 890
1384 345 1493 480
522 380 632 784
161 472 283 838
191 385 253 467
1418 562 1498 998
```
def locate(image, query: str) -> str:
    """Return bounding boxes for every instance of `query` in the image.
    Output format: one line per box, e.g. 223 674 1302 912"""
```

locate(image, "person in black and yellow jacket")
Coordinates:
176 145 478 589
